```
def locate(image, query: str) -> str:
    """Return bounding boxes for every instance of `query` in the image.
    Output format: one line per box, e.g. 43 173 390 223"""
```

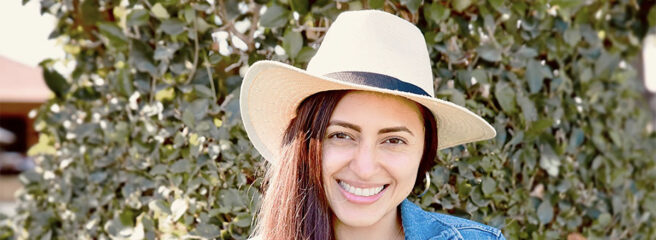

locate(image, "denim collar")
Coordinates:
400 199 460 240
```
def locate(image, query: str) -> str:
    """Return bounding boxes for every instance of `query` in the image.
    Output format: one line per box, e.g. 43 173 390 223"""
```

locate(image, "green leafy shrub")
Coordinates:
6 0 656 239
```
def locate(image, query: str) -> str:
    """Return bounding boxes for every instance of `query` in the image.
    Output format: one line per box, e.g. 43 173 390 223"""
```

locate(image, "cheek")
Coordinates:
380 151 422 186
321 145 353 176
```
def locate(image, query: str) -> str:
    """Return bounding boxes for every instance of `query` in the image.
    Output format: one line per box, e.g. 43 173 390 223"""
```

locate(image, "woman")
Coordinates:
239 10 506 240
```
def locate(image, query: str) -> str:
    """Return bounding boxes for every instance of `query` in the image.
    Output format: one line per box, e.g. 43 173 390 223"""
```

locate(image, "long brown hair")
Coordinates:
252 90 438 240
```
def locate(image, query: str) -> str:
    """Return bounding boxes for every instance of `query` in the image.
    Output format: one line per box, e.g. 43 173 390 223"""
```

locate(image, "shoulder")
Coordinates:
424 211 505 240
400 199 505 240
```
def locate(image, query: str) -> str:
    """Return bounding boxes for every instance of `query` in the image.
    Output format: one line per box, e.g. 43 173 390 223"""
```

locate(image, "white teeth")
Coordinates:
338 181 385 197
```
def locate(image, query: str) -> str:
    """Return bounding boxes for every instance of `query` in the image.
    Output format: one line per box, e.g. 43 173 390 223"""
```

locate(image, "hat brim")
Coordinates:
240 60 496 162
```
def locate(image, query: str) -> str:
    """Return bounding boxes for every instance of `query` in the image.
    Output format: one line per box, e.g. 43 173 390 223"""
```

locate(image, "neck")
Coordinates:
333 208 404 240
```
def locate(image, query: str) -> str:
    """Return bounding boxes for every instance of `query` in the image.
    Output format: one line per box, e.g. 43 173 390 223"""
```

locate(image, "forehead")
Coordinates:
330 91 423 123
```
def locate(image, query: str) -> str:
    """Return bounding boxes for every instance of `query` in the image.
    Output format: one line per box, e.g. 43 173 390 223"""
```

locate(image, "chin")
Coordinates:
333 205 387 227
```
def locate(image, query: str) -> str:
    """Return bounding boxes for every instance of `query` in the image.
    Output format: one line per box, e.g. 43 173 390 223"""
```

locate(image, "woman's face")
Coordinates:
322 91 425 227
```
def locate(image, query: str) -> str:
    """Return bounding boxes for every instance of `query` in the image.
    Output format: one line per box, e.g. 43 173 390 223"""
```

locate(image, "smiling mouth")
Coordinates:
337 180 389 197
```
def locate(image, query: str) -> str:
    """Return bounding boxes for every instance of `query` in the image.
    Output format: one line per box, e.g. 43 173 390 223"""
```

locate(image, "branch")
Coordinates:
293 25 329 32
184 14 200 84
247 2 261 50
215 0 256 52
204 56 218 103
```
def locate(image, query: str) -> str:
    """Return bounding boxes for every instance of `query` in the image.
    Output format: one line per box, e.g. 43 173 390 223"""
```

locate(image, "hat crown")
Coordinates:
306 10 434 97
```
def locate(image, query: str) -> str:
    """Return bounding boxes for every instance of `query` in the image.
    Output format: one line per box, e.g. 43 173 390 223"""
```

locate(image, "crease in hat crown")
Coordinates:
306 10 435 97
239 9 497 163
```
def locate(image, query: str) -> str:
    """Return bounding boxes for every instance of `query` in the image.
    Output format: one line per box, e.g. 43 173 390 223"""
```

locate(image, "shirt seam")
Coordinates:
453 225 503 237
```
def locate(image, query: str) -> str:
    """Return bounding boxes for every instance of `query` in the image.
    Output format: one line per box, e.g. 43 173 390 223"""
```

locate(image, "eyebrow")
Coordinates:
328 120 415 136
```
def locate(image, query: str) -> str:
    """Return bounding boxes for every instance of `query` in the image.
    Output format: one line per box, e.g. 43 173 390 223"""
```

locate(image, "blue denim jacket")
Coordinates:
400 199 506 240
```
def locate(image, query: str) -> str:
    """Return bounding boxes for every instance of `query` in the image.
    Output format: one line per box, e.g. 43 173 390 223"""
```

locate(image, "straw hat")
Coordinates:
240 10 496 162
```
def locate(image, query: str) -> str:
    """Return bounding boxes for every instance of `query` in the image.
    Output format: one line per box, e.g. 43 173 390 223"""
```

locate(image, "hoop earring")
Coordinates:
417 172 430 197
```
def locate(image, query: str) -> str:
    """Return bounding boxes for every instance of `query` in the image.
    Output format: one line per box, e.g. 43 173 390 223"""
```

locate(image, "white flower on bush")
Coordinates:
129 92 141 110
142 101 164 118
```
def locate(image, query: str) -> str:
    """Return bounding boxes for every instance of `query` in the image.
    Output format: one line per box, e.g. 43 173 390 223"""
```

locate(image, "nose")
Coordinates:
349 140 379 179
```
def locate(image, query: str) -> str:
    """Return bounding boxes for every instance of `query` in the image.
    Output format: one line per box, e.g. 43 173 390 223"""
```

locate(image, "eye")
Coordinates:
329 132 353 140
383 137 407 145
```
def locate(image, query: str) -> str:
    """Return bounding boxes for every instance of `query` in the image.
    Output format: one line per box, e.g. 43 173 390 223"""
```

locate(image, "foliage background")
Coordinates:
3 0 656 239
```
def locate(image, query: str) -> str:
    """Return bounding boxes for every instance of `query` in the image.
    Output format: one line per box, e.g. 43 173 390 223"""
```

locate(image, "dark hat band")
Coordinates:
325 71 431 97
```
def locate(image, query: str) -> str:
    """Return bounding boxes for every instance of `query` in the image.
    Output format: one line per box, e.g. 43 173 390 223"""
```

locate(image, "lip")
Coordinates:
337 179 388 204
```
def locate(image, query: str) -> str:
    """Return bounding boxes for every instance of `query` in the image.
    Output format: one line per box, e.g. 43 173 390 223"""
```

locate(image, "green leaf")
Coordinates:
189 133 200 146
283 28 303 59
453 0 472 12
116 68 133 97
567 128 585 153
191 223 221 238
401 0 421 13
456 70 472 87
551 0 584 9
649 5 656 27
537 199 554 225
424 3 450 24
27 134 56 156
539 144 560 177
109 122 130 142
481 177 496 196
194 84 214 98
171 198 188 221
89 171 108 183
80 0 101 25
41 67 70 98
470 189 489 207
98 22 128 50
495 81 517 113
160 19 186 35
440 88 466 106
183 6 196 24
369 0 385 9
130 40 157 76
597 212 612 227
233 213 252 227
127 9 149 27
260 4 289 28
148 200 172 215
594 51 619 77
517 94 537 122
296 46 317 64
105 215 131 238
563 26 581 46
119 209 135 227
151 3 170 19
477 43 502 62
527 118 553 138
155 87 175 102
515 45 538 59
154 43 180 61
189 99 210 120
488 0 504 11
430 166 449 186
183 108 195 126
219 188 245 211
289 0 309 15
73 86 100 100
223 0 241 21
471 69 488 84
170 159 191 173
526 59 544 94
